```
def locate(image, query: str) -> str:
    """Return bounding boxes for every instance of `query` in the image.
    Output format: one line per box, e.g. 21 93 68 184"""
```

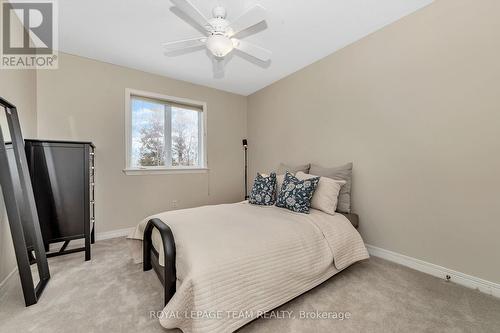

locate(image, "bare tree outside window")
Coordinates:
172 107 199 166
131 98 166 167
138 116 165 166
130 95 202 169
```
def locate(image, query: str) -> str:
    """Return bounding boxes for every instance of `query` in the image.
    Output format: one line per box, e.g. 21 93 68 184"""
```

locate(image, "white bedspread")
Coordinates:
129 202 369 333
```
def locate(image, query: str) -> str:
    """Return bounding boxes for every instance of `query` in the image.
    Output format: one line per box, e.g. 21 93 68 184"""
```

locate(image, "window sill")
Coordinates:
123 167 209 176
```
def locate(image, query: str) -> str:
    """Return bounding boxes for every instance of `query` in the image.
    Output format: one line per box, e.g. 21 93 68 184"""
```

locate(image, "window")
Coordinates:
125 89 207 174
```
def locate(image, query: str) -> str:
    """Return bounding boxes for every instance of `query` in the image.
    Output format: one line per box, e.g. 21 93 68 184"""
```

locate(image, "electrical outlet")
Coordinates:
172 200 178 209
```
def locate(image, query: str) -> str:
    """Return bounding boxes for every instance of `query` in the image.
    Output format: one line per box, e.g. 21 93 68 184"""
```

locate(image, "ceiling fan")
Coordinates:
163 0 272 68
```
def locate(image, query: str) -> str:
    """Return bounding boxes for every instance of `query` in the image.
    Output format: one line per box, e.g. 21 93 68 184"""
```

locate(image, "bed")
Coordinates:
129 202 369 333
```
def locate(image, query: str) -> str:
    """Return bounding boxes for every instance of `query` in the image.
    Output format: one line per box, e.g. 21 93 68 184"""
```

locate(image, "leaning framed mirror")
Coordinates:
0 97 50 306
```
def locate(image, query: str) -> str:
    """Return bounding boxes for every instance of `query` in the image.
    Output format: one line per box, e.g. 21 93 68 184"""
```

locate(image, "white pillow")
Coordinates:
295 171 346 215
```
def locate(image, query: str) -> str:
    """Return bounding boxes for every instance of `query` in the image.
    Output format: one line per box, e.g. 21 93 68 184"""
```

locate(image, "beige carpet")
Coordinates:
0 237 499 333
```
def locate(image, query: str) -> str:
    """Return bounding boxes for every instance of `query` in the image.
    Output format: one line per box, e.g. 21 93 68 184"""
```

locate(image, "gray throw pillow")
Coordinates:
277 163 310 175
309 163 353 213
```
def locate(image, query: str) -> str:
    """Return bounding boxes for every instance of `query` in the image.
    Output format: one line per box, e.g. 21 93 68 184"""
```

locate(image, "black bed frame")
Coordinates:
142 213 360 306
143 218 177 306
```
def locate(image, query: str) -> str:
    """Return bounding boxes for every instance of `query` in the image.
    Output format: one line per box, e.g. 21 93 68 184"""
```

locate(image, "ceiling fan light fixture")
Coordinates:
164 1 271 72
206 34 234 58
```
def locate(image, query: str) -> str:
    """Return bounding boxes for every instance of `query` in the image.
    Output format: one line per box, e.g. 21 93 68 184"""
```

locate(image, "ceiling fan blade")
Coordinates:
162 37 206 51
171 0 212 30
228 5 266 36
232 39 271 62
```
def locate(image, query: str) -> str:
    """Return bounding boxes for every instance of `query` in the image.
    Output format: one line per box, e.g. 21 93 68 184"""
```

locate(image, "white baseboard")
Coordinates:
0 267 18 294
95 227 134 241
366 244 500 299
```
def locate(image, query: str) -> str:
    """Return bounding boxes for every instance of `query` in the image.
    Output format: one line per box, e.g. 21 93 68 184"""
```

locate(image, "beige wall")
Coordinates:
0 69 38 283
36 53 247 233
248 0 500 283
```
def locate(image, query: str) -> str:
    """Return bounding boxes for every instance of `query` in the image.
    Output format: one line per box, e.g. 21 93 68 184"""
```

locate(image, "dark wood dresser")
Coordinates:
25 139 95 261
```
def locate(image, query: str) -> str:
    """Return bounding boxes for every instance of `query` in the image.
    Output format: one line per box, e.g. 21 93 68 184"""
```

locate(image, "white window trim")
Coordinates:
124 88 208 175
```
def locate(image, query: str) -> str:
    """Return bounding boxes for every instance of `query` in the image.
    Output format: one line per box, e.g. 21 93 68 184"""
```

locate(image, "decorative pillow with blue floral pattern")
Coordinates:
249 172 277 206
276 172 320 213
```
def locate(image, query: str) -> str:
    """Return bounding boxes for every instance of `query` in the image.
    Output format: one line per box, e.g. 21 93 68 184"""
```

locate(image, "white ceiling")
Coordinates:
59 0 433 96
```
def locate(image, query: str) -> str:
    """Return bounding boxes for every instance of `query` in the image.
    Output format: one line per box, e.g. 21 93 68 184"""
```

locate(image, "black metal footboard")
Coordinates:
143 218 176 306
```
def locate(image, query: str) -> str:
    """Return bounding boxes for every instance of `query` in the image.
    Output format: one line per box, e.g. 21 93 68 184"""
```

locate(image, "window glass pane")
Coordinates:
131 98 165 167
171 106 199 167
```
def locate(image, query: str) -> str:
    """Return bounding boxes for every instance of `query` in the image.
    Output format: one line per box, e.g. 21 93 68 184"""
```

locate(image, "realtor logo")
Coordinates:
1 0 58 69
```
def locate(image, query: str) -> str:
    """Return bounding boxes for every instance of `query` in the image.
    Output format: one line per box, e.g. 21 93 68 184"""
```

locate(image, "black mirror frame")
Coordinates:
0 97 50 306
